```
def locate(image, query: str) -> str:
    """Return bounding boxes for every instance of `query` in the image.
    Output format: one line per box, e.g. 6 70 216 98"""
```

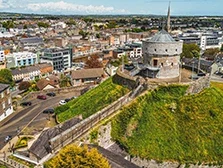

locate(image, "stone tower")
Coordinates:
142 29 183 79
167 2 171 33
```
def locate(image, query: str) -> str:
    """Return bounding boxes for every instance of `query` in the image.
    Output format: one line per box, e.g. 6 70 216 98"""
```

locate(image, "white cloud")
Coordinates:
26 1 124 14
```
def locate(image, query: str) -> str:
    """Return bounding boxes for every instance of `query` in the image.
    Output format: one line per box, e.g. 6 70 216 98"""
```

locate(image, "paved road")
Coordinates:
0 92 77 150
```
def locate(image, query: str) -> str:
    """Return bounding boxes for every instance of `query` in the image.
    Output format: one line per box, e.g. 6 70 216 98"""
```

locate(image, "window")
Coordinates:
154 49 156 52
165 49 168 52
171 63 174 67
1 92 4 98
161 63 164 67
2 101 5 109
176 49 178 52
8 98 11 104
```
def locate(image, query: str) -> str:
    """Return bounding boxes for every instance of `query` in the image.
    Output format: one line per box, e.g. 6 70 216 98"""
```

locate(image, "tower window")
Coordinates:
171 63 174 67
165 49 168 52
161 63 164 67
154 49 156 51
176 49 178 51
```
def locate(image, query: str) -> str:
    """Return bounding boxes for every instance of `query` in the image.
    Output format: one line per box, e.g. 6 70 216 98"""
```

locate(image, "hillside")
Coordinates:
55 77 129 123
111 85 223 164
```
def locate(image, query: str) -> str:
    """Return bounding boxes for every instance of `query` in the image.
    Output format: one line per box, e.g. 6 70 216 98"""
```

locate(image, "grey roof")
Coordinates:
20 37 43 44
90 145 140 168
29 117 81 159
0 83 9 92
149 29 175 43
11 66 40 75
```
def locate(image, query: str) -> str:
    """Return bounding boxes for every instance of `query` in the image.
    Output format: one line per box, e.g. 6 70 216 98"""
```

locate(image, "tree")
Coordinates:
59 74 71 88
0 69 14 86
220 44 223 52
66 18 76 26
203 48 219 60
2 20 14 30
79 30 89 39
85 55 103 68
44 144 110 168
37 22 49 28
18 81 31 91
96 33 100 39
181 43 201 58
106 21 117 29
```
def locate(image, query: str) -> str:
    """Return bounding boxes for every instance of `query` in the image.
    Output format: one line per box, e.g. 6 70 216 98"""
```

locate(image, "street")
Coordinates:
0 92 78 150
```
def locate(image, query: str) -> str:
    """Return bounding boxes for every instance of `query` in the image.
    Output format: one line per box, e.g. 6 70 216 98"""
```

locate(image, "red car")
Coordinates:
37 95 47 100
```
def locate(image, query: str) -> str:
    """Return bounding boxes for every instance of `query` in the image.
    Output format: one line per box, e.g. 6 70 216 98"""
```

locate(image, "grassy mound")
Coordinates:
56 78 129 123
111 85 223 164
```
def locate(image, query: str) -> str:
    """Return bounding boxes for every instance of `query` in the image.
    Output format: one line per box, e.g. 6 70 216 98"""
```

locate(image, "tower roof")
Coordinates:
149 30 175 43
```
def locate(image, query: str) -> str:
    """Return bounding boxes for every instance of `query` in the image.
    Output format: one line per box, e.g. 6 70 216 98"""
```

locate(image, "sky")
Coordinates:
0 0 222 16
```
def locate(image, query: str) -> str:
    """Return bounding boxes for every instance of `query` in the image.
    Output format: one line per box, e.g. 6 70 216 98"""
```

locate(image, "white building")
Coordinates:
7 52 38 68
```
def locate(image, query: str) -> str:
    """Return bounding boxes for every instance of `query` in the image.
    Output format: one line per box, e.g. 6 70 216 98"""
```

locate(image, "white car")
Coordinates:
59 100 67 105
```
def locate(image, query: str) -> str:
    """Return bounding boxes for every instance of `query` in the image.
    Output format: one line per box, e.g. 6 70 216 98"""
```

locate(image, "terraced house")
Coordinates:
0 83 13 122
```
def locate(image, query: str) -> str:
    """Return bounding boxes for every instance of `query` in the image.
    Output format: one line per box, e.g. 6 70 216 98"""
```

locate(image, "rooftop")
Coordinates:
149 29 176 43
0 83 9 92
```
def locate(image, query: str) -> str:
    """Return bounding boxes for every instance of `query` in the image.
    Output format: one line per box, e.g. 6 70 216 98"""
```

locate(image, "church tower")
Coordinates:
166 2 171 33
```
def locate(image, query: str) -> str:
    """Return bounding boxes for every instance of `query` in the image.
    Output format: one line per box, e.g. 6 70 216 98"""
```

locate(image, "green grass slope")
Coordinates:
111 85 223 164
56 78 129 123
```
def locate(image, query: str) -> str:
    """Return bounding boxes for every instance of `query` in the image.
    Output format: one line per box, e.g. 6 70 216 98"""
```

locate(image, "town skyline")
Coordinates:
0 0 223 16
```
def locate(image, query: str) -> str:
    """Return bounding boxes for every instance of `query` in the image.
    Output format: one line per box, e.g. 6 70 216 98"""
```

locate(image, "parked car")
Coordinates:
37 95 47 100
46 92 56 97
59 100 66 105
43 108 54 114
70 96 77 100
65 98 71 102
4 135 12 143
20 101 32 106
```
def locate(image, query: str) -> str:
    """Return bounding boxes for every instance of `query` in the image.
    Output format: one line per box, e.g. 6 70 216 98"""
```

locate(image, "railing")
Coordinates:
0 153 29 168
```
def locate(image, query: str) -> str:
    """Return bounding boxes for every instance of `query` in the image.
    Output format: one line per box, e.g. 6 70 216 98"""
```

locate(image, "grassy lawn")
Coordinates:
111 85 223 164
211 81 223 91
14 136 33 150
56 77 129 123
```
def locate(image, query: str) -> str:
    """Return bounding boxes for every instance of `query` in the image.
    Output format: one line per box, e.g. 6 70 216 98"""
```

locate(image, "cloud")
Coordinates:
26 1 124 14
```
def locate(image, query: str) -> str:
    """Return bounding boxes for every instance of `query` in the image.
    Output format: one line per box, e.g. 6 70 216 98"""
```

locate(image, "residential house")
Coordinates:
36 63 53 77
36 78 57 90
71 68 104 86
105 64 118 76
11 66 40 81
0 83 13 122
20 37 44 50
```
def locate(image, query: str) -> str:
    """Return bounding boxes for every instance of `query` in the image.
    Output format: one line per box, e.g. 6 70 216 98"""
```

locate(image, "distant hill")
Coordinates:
111 84 223 165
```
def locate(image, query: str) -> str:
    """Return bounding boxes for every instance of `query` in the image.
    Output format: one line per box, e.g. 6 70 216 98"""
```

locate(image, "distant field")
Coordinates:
112 85 223 164
55 77 129 123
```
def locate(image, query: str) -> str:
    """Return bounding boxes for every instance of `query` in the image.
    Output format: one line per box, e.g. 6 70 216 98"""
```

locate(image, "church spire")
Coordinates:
166 1 171 33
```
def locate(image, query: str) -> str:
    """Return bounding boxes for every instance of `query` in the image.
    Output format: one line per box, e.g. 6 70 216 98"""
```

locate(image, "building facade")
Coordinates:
7 52 38 68
0 84 13 122
142 30 183 78
40 48 73 72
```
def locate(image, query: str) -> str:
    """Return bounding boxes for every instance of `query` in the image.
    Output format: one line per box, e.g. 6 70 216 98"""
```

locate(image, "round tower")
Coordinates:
142 30 183 78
